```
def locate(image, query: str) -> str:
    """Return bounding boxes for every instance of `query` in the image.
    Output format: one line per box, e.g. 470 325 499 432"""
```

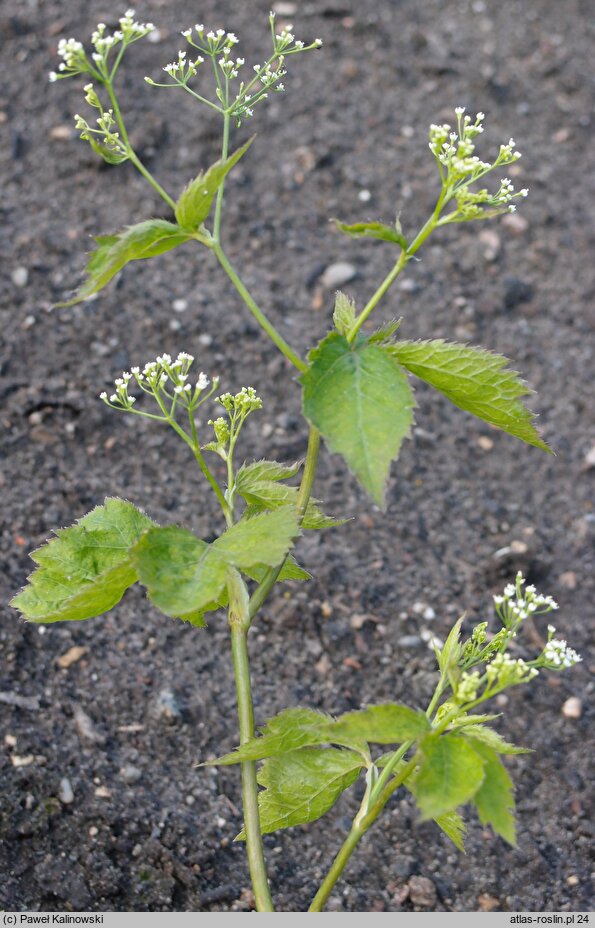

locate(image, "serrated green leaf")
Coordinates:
386 339 550 452
434 809 467 852
210 708 334 765
133 526 228 621
213 506 299 568
471 742 516 845
436 617 464 687
411 733 486 820
59 220 195 306
301 332 415 507
330 704 431 746
333 291 357 336
235 462 345 531
11 499 153 624
133 508 299 621
245 556 312 583
333 218 407 249
368 318 403 344
236 459 302 487
237 748 364 838
175 136 254 230
461 725 531 755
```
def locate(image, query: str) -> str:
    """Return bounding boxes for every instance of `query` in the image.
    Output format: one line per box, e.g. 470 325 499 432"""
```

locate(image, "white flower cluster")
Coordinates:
49 10 154 83
147 14 322 125
273 20 322 54
541 626 582 669
493 571 558 630
49 37 87 81
429 108 529 222
100 352 215 414
161 49 204 81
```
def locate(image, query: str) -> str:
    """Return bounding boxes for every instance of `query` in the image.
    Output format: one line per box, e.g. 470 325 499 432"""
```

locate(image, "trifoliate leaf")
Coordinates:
385 339 551 452
433 809 467 852
58 220 196 307
470 742 517 845
133 508 299 621
175 136 254 231
237 748 364 838
461 724 531 755
332 219 407 250
301 332 415 508
333 291 357 337
10 498 153 623
133 526 228 621
410 733 486 820
210 703 428 767
235 461 346 531
329 704 431 745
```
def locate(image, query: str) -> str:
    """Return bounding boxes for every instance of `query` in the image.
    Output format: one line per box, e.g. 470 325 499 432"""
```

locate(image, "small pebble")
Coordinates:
358 189 371 202
49 125 71 141
502 213 529 236
321 262 357 289
558 571 576 590
94 785 112 799
11 754 35 767
73 703 105 744
12 266 28 288
198 333 213 347
172 298 188 313
398 635 422 649
89 826 99 837
408 875 437 907
147 28 162 43
478 893 500 911
272 1 296 13
479 228 501 261
478 436 494 450
562 697 582 719
4 734 17 747
59 777 74 804
119 764 142 784
151 687 182 722
57 645 88 669
583 445 595 470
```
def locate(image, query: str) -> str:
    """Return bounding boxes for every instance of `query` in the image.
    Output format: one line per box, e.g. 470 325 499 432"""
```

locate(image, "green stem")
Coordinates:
213 244 307 373
188 411 232 524
248 428 320 620
310 672 449 911
308 827 363 912
308 754 417 912
105 82 176 211
213 112 230 243
230 624 275 912
348 187 449 342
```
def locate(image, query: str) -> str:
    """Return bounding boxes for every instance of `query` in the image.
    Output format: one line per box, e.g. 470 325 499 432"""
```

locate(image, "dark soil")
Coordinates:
1 0 593 914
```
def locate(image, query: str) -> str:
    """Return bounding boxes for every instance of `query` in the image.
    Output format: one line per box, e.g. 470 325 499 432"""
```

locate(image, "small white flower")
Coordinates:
99 392 108 400
455 106 466 115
